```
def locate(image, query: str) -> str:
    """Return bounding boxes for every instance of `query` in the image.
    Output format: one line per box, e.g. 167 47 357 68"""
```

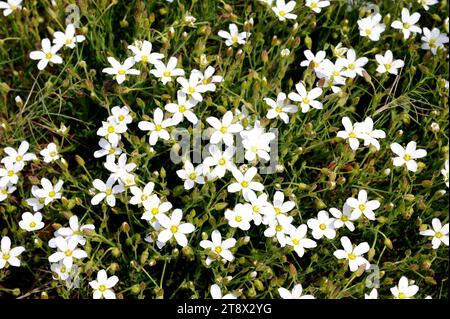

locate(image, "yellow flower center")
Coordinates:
358 204 366 211
385 64 391 70
218 158 226 166
163 70 171 77
342 215 349 222
188 86 196 94
235 216 242 222
155 124 162 132
50 151 57 157
141 55 148 63
429 39 437 48
46 53 53 59
60 266 66 273
275 224 283 232
151 207 159 215
348 63 355 70
189 172 197 180
49 191 56 198
403 23 410 29
170 225 178 233
313 61 319 68
107 126 115 133
332 70 340 77
279 10 286 17
1 189 7 195
118 115 125 121
3 253 10 260
241 181 249 188
252 206 259 213
99 284 106 292
65 250 72 257
403 154 411 161
231 35 239 43
319 223 326 230
275 208 281 215
7 170 14 177
292 239 300 245
275 106 283 113
435 232 442 239
108 148 116 154
105 188 113 196
179 105 186 113
398 292 405 299
16 155 23 161
65 39 73 45
365 29 372 35
141 195 148 201
220 126 227 134
302 98 310 104
348 252 356 260
214 246 223 253
29 221 36 228
349 132 356 138
118 69 126 75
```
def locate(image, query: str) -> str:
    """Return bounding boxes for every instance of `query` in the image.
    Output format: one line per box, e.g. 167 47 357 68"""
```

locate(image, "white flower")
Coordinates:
0 184 15 202
333 236 370 272
278 284 314 299
0 236 25 269
177 72 208 102
442 160 449 188
127 40 163 64
342 49 368 78
264 92 298 123
316 59 348 93
271 0 297 21
357 13 386 41
420 218 449 249
271 191 295 220
240 122 276 161
329 205 356 231
40 142 60 163
390 276 419 299
391 8 421 40
35 178 63 205
365 288 378 299
1 140 36 170
286 224 317 258
150 57 185 84
227 167 264 200
91 176 124 207
141 195 172 223
421 27 449 55
51 261 70 280
288 82 322 113
157 209 195 247
55 215 95 246
203 145 236 179
355 117 386 151
26 185 45 211
89 270 119 299
53 24 85 49
0 0 22 16
29 38 63 70
300 50 326 72
390 141 427 172
176 161 206 190
18 212 44 232
48 236 87 270
417 0 438 11
191 66 224 92
129 182 155 206
94 138 122 161
200 230 236 265
210 284 237 299
337 116 364 150
109 105 132 127
0 160 21 187
102 57 140 84
104 153 137 185
305 0 330 13
307 210 336 240
165 90 199 125
346 189 380 220
97 120 127 146
138 108 173 146
244 192 272 225
225 204 253 230
375 50 405 75
218 23 250 47
207 111 243 146
264 214 293 247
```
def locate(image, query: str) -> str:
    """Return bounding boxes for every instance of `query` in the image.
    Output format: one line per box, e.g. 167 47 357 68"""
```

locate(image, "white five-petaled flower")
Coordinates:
102 57 140 84
421 27 449 55
375 50 405 75
141 195 173 223
40 142 60 163
218 23 250 47
342 49 368 78
29 38 63 70
286 224 317 258
0 236 25 269
202 145 236 179
18 211 44 232
245 192 272 226
94 138 122 161
127 40 164 64
0 159 21 187
1 140 36 170
420 218 449 249
333 236 370 272
200 230 236 265
0 0 22 16
97 120 127 146
442 160 449 188
225 204 253 231
305 0 330 13
264 214 293 247
346 189 380 220
48 236 87 270
35 178 63 205
240 122 276 161
53 24 85 49
165 90 199 125
337 116 364 150
300 50 326 72
278 284 314 299
288 82 322 113
55 215 95 246
227 167 264 200
0 184 15 202
89 269 119 299
355 117 386 151
177 73 208 103
390 276 419 299
138 108 173 146
207 111 243 146
264 92 298 124
357 13 386 41
271 0 297 21
307 210 336 240
129 182 155 206
176 161 206 190
210 284 237 299
329 205 356 232
191 66 223 92
157 209 195 247
390 141 427 172
391 8 421 40
103 153 137 185
150 57 185 84
91 175 124 207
